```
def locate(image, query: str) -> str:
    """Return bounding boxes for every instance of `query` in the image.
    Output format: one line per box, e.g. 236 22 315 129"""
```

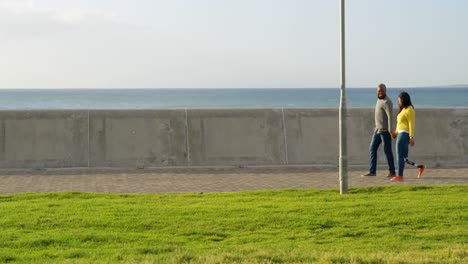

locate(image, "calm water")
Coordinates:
0 88 466 109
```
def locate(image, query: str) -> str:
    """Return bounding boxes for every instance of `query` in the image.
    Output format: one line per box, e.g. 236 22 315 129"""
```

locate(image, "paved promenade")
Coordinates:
0 166 466 194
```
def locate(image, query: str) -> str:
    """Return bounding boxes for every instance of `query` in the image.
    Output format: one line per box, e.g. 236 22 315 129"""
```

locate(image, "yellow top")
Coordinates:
396 106 415 137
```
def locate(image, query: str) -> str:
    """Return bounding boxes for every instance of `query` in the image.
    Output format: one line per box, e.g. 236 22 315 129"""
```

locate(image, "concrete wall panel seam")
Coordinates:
281 107 289 165
185 108 191 166
87 110 90 168
1 119 5 160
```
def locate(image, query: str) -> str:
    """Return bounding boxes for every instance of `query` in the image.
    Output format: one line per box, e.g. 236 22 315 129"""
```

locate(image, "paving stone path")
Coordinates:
0 167 466 194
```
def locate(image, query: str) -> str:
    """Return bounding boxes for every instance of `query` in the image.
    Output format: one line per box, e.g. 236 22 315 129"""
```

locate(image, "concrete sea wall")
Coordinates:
0 109 467 169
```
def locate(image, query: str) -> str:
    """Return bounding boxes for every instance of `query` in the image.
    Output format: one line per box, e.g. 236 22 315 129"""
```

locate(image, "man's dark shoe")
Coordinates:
386 172 396 179
362 172 376 177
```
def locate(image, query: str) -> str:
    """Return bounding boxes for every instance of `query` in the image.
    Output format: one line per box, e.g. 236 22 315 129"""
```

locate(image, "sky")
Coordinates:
0 0 467 89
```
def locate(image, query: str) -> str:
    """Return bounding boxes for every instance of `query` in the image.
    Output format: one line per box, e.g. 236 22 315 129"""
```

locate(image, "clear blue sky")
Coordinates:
1 0 467 88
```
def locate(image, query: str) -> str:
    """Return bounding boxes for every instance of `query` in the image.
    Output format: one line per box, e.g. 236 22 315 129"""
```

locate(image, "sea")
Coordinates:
0 88 467 109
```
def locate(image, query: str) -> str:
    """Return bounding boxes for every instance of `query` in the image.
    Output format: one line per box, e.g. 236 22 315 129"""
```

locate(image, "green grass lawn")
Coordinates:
0 185 466 263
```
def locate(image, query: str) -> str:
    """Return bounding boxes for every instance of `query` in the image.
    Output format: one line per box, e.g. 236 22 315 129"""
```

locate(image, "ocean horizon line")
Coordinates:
0 85 467 90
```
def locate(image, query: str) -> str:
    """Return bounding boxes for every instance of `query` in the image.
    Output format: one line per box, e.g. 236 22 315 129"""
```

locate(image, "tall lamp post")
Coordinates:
339 0 348 194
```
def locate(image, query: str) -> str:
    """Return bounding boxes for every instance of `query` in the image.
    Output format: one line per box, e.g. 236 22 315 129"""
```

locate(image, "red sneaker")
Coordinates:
390 176 404 181
418 165 425 178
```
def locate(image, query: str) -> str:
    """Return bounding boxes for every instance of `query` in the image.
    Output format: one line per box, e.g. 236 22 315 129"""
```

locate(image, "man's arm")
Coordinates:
386 100 394 132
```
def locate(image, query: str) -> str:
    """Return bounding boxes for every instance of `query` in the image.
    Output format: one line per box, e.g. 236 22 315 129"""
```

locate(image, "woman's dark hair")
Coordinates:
398 91 413 112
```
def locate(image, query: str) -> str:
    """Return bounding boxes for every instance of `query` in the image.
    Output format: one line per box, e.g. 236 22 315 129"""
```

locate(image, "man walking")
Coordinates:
362 83 396 177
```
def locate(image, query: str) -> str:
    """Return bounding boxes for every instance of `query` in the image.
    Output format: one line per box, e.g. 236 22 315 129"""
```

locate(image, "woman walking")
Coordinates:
391 92 425 181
